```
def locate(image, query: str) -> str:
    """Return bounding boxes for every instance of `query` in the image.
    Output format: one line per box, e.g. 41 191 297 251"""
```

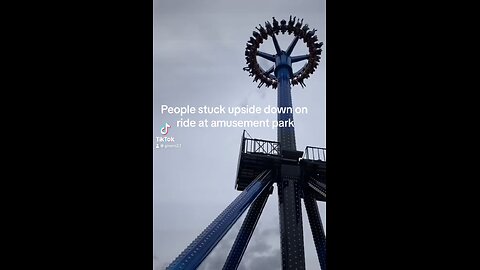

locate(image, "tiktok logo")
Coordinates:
160 123 171 135
156 122 180 150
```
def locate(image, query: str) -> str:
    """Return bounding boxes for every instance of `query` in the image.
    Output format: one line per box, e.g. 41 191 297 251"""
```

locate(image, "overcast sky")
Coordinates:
153 0 326 269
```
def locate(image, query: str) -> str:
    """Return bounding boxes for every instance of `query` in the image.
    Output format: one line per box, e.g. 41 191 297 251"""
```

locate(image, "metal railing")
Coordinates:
303 146 326 161
240 130 281 156
244 138 281 155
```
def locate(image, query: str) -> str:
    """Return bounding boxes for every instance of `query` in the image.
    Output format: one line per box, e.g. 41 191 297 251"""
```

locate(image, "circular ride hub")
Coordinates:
243 16 323 89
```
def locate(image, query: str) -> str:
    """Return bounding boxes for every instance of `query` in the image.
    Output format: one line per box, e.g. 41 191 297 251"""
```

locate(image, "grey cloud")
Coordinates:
246 239 271 255
243 248 281 270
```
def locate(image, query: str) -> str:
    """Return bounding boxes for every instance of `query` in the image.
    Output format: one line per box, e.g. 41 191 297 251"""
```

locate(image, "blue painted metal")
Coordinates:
277 165 305 269
271 32 282 54
286 36 300 56
239 17 325 269
222 185 272 270
304 190 327 270
273 39 306 270
166 170 273 270
291 54 310 63
256 50 276 62
263 65 274 75
275 56 296 151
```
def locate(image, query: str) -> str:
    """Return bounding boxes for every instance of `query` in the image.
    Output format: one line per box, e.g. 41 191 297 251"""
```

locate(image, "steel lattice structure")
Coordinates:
167 16 326 270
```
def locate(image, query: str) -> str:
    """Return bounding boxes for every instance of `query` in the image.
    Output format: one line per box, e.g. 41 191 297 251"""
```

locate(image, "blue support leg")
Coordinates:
166 170 273 270
304 190 327 270
222 185 273 270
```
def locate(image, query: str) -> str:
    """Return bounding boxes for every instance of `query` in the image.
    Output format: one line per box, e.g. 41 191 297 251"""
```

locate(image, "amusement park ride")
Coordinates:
166 16 326 270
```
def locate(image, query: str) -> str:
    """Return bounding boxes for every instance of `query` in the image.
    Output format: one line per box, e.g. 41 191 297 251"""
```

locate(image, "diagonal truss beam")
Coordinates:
304 190 327 270
286 36 300 56
271 33 282 54
307 177 326 200
166 170 273 270
222 185 273 270
263 65 274 75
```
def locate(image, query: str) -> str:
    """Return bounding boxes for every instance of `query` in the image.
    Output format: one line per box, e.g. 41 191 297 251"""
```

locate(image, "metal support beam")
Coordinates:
276 68 296 151
304 190 327 270
222 186 273 270
291 54 310 63
286 36 300 56
271 33 282 55
256 51 276 62
166 170 273 270
278 165 305 270
263 65 274 75
275 54 305 269
308 177 326 189
307 178 326 200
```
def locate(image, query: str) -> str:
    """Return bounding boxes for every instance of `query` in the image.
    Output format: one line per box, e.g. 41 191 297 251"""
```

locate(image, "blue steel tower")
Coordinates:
166 16 326 270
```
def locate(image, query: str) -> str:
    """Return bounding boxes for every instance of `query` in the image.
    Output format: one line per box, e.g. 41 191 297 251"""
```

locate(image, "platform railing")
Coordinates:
244 138 281 155
303 146 326 161
240 130 281 156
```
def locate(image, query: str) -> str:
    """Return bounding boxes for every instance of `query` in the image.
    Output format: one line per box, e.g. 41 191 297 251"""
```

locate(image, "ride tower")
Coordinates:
167 16 326 270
